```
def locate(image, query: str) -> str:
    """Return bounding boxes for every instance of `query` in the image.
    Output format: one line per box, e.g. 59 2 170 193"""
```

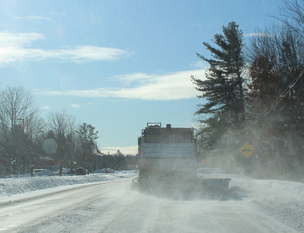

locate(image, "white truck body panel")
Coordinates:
140 142 197 172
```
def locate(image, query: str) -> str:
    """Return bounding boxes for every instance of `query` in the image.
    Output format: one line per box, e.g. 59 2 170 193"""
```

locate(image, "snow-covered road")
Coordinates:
0 171 303 233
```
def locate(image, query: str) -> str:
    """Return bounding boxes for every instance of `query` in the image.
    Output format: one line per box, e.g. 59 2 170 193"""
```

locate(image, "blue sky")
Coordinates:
0 0 282 154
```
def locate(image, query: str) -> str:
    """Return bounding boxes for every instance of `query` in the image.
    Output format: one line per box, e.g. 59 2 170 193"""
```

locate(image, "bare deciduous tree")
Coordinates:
279 0 304 38
46 110 77 175
0 86 42 174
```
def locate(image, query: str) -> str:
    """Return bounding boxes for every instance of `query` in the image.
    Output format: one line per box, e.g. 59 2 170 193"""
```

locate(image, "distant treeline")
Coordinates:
0 85 138 177
96 153 138 170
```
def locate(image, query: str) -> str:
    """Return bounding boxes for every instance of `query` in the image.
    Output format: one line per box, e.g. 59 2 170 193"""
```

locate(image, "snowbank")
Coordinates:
229 174 304 232
230 174 304 201
0 170 138 198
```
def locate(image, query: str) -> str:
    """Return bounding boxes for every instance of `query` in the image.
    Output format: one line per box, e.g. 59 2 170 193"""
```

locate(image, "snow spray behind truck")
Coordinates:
136 123 231 197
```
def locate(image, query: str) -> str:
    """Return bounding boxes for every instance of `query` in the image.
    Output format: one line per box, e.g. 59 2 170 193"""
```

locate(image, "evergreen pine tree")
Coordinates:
192 22 245 145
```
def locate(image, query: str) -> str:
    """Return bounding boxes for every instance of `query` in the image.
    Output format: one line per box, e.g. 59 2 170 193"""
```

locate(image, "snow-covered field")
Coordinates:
0 170 303 232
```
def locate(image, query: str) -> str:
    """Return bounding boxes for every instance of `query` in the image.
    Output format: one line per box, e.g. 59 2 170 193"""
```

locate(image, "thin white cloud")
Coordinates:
15 15 51 21
33 69 206 101
57 46 128 62
190 60 208 69
244 32 272 37
70 104 81 108
111 73 154 86
34 88 111 98
0 32 129 66
0 32 45 47
41 105 50 110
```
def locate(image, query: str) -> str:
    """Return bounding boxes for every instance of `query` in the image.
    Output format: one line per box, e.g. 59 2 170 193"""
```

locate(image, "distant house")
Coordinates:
36 157 58 172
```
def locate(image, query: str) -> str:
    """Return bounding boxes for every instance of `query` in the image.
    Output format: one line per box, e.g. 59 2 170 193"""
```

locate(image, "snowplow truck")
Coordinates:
137 123 231 197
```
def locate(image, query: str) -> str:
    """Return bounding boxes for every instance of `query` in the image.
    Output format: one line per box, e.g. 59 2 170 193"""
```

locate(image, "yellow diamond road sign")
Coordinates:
239 142 255 158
